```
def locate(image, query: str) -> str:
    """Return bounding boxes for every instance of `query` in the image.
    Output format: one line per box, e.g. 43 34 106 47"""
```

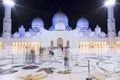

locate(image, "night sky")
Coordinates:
0 0 120 34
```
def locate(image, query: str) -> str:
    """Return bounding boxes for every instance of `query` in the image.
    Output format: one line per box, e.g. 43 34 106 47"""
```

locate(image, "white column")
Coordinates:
107 6 116 37
3 5 12 38
107 6 116 47
2 0 14 50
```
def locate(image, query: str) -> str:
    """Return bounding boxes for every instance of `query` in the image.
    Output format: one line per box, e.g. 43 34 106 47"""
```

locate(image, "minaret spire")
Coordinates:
105 0 116 47
3 0 14 38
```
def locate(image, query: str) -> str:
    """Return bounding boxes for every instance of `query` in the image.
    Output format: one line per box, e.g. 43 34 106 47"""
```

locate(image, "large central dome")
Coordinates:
52 12 68 27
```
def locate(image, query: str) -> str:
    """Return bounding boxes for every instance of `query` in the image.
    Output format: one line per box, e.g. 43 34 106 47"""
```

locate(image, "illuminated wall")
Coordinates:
0 42 3 54
11 42 41 48
115 41 120 48
10 42 41 54
79 42 109 48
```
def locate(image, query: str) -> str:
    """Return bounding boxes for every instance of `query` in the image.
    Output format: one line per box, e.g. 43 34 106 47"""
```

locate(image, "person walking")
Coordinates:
61 46 63 52
25 47 29 64
64 47 69 68
30 49 35 63
39 48 43 63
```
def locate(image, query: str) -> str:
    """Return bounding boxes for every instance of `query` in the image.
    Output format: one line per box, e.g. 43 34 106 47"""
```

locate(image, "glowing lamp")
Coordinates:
3 0 14 6
105 0 116 7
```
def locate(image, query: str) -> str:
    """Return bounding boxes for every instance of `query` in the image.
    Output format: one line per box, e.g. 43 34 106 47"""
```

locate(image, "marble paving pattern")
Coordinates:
0 48 120 80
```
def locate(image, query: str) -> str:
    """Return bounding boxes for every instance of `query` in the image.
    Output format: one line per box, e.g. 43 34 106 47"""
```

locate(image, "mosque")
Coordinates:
0 12 105 49
13 12 105 48
1 0 120 80
1 0 120 51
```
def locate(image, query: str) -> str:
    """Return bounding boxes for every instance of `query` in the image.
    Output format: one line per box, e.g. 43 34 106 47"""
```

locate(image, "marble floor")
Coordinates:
0 48 120 80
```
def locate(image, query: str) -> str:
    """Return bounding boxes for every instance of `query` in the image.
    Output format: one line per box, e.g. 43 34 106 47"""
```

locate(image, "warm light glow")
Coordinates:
105 0 116 7
3 0 14 6
115 41 120 48
79 42 108 48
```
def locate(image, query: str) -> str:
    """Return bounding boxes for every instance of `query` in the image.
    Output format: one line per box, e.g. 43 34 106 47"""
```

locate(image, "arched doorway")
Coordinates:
57 38 63 48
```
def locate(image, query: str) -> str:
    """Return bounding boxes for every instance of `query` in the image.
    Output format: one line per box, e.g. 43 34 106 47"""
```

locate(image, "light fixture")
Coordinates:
105 0 116 7
3 0 14 6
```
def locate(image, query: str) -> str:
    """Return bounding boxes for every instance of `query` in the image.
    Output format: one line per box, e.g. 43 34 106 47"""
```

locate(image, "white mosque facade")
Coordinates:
1 2 120 50
2 1 120 80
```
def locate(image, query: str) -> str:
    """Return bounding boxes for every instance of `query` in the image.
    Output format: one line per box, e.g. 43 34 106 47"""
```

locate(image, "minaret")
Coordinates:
3 0 14 38
105 0 116 47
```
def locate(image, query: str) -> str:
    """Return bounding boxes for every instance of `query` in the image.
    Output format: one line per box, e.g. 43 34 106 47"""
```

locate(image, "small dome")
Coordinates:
76 17 89 29
118 31 120 36
25 32 31 38
13 32 19 38
52 12 68 26
32 18 44 29
100 32 106 37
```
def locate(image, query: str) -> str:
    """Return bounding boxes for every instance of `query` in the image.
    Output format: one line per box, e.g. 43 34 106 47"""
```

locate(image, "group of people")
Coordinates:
25 47 43 64
25 47 70 69
48 47 54 56
26 48 36 64
48 46 70 68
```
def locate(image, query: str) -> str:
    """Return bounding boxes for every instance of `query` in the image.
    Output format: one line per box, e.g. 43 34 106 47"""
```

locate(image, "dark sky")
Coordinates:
0 0 120 34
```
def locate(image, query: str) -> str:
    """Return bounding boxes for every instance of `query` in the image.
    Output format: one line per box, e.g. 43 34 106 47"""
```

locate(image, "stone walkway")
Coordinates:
0 48 120 80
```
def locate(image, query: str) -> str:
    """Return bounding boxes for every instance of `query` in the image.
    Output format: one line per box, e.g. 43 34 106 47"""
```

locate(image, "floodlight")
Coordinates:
3 0 14 6
105 0 116 7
